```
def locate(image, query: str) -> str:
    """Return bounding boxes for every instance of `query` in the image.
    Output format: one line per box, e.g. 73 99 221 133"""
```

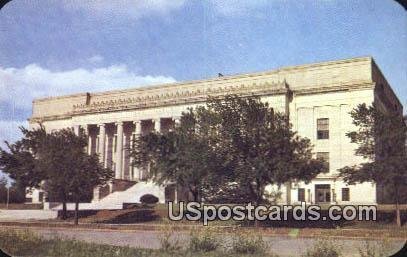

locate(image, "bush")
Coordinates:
302 240 342 257
358 240 391 257
189 228 221 252
158 224 182 252
230 231 267 255
140 194 159 205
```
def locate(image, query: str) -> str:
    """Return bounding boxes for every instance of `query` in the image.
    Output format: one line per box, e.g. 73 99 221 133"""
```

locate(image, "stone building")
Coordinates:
26 56 403 208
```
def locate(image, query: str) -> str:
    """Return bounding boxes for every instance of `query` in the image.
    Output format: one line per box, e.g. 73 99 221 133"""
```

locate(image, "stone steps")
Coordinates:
52 181 165 210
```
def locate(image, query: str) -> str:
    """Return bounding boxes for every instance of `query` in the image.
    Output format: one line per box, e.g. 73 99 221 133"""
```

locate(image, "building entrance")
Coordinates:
315 184 331 203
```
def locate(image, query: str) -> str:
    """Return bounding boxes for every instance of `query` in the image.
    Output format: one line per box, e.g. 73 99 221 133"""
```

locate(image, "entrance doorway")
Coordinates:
315 184 331 203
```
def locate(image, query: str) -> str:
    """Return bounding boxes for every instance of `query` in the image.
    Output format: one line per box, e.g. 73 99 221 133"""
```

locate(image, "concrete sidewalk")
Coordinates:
0 210 58 221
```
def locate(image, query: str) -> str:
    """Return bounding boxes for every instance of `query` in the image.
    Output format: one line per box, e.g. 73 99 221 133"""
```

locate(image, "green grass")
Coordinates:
0 228 277 257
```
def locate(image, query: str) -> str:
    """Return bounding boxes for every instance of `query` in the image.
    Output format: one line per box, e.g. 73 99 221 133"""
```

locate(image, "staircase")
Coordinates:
51 181 165 211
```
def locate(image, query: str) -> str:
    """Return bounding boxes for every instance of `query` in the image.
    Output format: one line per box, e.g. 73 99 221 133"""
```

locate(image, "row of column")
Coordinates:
74 117 180 181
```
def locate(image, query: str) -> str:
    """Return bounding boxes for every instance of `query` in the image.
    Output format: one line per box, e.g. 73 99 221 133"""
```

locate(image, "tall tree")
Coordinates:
0 126 113 223
132 108 221 201
206 95 325 205
0 127 47 189
132 95 325 204
0 179 26 204
339 104 407 226
40 128 113 224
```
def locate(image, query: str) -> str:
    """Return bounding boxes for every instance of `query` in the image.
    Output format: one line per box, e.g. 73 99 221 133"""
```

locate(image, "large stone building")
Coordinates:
27 57 403 208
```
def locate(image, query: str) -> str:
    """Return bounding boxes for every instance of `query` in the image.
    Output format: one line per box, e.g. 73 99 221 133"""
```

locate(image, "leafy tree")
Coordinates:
39 127 112 223
0 126 113 224
132 108 221 201
0 178 26 204
0 127 47 189
339 104 407 226
0 177 8 204
205 95 325 205
132 95 325 204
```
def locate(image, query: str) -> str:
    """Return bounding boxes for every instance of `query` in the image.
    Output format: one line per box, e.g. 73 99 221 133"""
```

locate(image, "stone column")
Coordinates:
285 182 291 204
154 118 161 132
173 117 181 125
93 124 106 202
85 125 92 155
116 122 123 180
98 124 106 167
172 117 181 131
131 121 141 180
73 125 80 136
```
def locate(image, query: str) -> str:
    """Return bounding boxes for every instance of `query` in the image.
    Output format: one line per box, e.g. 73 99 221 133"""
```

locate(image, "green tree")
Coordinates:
132 95 325 204
0 177 8 204
0 126 113 223
0 178 26 204
339 104 407 226
40 128 113 224
206 95 325 205
132 108 221 201
0 127 46 189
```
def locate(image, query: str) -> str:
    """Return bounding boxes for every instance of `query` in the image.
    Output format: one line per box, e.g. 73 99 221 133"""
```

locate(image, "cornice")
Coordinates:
32 56 372 104
30 81 375 122
71 80 289 116
293 81 374 96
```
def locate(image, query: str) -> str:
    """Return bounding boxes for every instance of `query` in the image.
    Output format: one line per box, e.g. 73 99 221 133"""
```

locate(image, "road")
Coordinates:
10 227 406 256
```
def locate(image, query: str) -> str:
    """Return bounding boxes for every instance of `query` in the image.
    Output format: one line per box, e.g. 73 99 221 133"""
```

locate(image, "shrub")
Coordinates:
302 239 342 257
158 224 182 252
230 231 267 255
140 194 159 205
189 228 221 252
358 240 391 257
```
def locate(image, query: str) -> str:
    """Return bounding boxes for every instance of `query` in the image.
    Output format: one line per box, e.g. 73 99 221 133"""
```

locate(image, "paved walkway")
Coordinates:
0 210 57 221
10 226 406 257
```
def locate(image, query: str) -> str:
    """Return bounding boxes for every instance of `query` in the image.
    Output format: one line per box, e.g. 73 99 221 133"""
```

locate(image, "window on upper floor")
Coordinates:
316 152 330 173
342 188 350 201
317 118 329 139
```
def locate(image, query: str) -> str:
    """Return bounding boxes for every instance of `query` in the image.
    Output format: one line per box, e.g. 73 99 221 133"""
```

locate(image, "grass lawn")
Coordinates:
0 229 275 257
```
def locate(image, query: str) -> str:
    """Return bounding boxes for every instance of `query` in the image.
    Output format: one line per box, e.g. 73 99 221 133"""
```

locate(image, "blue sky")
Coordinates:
0 0 406 151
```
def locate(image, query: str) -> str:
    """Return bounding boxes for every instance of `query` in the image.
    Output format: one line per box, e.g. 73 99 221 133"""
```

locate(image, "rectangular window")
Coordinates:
298 188 305 202
316 152 330 173
317 118 329 139
38 192 44 202
342 188 350 201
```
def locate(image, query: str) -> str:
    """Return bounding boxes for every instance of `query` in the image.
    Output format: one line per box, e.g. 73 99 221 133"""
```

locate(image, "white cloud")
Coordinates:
0 63 175 147
0 120 27 149
0 63 176 110
63 0 186 19
87 55 104 64
207 0 270 16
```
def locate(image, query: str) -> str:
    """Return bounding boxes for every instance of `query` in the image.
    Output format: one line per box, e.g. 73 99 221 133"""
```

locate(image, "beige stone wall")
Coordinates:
29 57 403 205
31 57 374 121
32 93 87 119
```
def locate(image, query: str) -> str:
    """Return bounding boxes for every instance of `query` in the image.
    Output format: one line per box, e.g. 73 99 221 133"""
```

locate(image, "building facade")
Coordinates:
27 57 403 206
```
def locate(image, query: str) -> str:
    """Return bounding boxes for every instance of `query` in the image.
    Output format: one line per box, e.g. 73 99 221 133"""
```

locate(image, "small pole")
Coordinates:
6 187 10 209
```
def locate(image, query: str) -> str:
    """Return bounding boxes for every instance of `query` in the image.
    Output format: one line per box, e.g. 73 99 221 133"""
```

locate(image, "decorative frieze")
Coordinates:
72 81 289 116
